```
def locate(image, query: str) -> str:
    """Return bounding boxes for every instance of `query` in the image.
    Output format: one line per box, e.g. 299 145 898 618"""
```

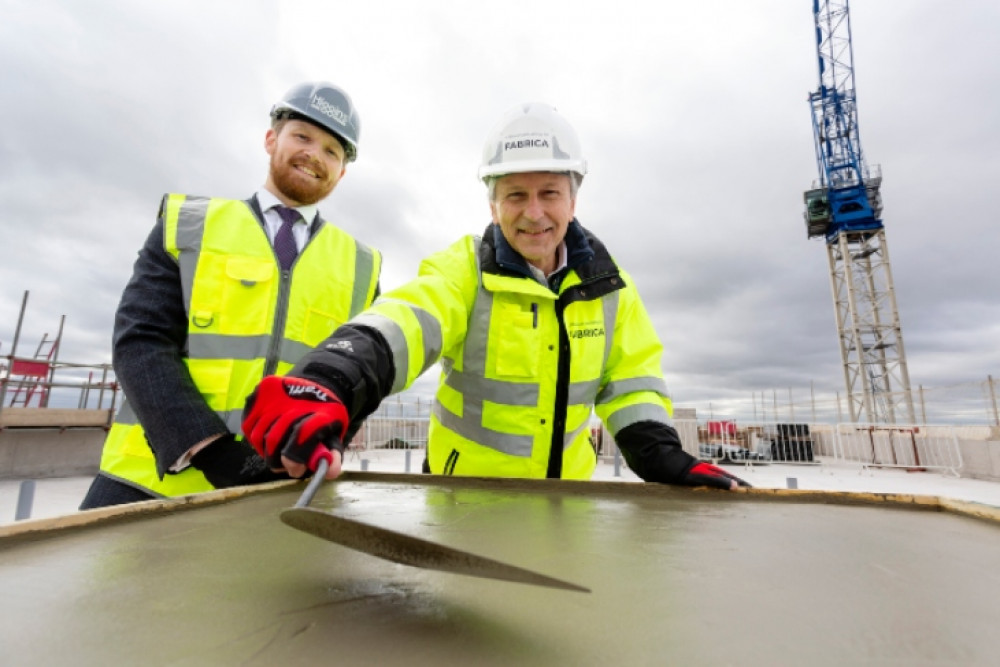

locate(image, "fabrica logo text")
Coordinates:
569 328 605 339
505 139 549 151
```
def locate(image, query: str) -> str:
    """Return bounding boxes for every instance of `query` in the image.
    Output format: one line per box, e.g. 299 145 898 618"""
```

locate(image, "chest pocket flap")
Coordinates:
206 257 277 334
495 303 540 378
226 257 275 285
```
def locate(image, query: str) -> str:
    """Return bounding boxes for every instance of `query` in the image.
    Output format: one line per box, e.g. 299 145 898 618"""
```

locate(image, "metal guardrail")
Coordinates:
830 423 964 477
0 357 120 428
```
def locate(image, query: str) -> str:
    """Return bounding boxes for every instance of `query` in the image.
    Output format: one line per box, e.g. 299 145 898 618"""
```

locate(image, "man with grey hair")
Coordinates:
241 103 748 491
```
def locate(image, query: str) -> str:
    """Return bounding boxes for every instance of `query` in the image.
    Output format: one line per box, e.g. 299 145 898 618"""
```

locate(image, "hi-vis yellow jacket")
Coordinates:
100 194 381 497
332 222 672 480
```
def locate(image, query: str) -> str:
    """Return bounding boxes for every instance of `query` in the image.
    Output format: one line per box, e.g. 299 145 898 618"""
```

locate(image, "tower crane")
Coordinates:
803 0 915 424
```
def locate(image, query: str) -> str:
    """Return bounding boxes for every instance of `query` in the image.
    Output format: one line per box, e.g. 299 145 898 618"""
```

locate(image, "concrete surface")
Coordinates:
2 475 999 666
5 448 1000 525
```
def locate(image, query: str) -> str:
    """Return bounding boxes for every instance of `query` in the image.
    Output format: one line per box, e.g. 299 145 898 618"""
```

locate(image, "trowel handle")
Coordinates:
308 446 334 472
294 457 330 509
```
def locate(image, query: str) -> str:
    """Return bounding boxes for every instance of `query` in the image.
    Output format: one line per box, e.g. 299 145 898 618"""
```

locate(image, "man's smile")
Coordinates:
292 161 322 179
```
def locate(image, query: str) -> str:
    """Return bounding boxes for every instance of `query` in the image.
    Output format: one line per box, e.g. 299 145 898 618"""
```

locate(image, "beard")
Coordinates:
268 154 335 205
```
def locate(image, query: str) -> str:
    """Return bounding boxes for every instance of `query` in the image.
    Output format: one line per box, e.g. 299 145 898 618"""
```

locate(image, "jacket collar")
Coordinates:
248 193 324 237
482 219 610 284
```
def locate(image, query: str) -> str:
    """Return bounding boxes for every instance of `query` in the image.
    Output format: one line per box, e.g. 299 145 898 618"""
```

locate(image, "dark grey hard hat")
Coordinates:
270 82 360 162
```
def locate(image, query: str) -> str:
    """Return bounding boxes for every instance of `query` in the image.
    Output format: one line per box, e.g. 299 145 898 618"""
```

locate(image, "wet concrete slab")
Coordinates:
2 473 1000 665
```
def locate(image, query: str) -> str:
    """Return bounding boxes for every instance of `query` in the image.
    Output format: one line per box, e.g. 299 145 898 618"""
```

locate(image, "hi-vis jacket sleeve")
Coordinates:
291 236 478 422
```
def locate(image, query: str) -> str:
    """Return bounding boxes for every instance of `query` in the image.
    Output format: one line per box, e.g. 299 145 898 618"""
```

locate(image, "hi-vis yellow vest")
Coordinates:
99 194 381 497
349 233 671 480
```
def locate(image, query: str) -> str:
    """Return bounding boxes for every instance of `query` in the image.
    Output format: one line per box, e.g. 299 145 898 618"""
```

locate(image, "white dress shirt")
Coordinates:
255 187 318 252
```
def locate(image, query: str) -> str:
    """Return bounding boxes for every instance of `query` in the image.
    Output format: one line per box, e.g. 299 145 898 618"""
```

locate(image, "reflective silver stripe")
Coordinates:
436 244 536 458
445 370 538 406
350 242 377 317
596 376 670 405
115 399 139 425
184 334 311 366
188 333 270 360
433 401 534 457
463 273 492 375
605 403 672 436
280 338 313 366
220 408 244 434
176 196 208 250
351 312 410 394
563 420 589 447
357 299 441 388
412 305 443 373
111 398 241 436
567 379 601 406
174 197 210 308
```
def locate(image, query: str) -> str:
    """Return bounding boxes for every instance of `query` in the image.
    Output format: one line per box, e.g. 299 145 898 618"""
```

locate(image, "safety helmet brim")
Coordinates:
478 158 588 181
271 82 360 162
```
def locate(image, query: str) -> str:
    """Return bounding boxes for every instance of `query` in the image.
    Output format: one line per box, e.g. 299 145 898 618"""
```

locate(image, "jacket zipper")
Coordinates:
263 267 292 376
545 298 571 479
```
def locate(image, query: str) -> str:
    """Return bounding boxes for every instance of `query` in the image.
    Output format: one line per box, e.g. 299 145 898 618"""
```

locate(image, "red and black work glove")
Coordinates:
241 376 349 473
189 433 289 489
679 461 752 490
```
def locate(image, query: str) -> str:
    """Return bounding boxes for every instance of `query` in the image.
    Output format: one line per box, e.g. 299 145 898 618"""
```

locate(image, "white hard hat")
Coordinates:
478 103 588 183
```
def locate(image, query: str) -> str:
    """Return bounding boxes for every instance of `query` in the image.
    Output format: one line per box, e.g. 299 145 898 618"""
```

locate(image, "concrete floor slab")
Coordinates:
2 474 999 665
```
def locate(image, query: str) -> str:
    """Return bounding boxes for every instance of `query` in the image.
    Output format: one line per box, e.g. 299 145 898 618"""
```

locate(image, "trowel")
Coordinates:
280 456 590 593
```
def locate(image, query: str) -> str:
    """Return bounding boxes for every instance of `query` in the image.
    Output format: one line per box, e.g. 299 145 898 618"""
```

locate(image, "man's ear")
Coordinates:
264 128 277 156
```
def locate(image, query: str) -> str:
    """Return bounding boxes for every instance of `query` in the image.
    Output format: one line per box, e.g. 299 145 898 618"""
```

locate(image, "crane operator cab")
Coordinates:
804 188 831 237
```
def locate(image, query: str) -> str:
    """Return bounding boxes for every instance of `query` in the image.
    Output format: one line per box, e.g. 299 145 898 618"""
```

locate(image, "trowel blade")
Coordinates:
280 506 590 593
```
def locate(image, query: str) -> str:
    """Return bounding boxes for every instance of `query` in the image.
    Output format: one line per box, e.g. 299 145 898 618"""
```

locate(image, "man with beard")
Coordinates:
80 82 382 508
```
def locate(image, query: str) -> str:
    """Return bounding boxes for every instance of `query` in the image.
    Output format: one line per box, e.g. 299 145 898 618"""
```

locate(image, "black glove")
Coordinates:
678 461 751 490
190 434 289 489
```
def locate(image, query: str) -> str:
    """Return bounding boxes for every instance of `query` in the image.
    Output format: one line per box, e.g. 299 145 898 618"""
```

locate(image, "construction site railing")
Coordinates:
828 423 964 477
0 357 120 424
350 416 430 453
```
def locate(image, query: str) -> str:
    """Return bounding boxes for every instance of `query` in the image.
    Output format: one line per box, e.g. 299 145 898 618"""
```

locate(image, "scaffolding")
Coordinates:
0 292 64 409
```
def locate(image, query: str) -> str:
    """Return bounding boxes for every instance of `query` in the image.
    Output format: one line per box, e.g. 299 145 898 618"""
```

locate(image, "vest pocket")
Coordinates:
495 307 539 377
218 257 276 333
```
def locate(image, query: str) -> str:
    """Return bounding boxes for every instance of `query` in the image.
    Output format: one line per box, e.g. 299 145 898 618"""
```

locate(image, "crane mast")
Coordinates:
804 0 915 424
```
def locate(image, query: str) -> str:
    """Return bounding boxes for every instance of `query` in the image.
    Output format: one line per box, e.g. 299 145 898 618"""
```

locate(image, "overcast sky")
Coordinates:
2 0 998 417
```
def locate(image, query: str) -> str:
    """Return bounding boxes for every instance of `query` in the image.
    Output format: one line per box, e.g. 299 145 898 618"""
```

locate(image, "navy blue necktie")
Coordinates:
273 206 300 270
